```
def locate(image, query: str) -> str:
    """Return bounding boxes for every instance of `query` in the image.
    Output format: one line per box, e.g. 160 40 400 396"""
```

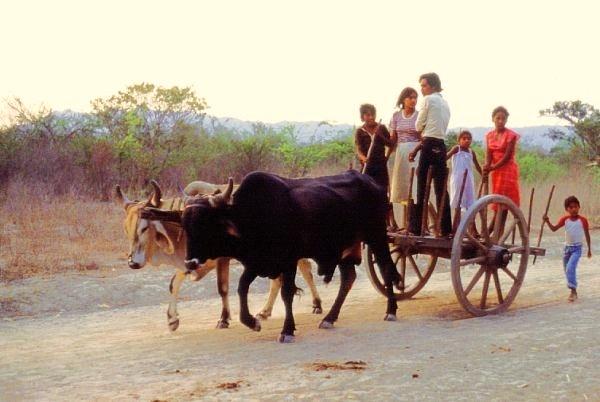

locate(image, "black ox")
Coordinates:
144 170 401 342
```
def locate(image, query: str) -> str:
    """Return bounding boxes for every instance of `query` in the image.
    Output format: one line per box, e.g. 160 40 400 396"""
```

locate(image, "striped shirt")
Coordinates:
389 110 420 143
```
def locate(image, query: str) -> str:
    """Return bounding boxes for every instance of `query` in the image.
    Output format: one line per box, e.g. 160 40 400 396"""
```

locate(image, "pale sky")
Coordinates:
1 0 599 128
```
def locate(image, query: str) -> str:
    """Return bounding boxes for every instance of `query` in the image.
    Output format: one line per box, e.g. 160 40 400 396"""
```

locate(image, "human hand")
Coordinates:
408 152 416 162
588 250 592 258
483 164 492 174
542 215 549 223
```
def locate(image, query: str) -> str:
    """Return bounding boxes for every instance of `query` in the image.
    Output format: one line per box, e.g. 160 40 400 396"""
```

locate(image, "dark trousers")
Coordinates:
364 161 389 193
410 137 452 236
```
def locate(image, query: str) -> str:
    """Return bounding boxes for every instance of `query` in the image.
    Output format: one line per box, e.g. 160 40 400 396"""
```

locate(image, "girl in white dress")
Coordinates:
446 130 482 209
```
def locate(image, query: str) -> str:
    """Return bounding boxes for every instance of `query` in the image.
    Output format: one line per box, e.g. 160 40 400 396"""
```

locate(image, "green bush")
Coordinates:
517 152 564 184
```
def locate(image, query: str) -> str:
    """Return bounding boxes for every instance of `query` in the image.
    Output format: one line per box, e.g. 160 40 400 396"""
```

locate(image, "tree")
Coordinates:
91 83 208 182
540 101 600 162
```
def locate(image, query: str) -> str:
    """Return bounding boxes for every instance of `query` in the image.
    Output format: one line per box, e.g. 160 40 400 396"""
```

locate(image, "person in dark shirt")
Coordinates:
354 103 396 191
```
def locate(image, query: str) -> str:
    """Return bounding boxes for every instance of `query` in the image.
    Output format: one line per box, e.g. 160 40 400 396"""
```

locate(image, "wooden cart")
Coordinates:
364 173 547 316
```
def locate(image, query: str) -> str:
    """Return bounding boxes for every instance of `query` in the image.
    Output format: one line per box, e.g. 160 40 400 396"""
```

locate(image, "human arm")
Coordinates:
408 143 422 162
415 96 428 132
377 125 396 147
472 150 483 175
446 145 458 161
355 129 368 164
489 138 516 171
582 217 592 258
483 142 493 175
542 215 565 232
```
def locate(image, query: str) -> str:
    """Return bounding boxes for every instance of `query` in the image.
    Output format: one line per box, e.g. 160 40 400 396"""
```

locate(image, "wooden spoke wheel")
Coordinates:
364 245 437 300
451 195 530 316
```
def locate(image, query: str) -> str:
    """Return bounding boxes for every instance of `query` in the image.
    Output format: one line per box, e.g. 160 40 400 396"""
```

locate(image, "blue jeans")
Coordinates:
563 244 582 289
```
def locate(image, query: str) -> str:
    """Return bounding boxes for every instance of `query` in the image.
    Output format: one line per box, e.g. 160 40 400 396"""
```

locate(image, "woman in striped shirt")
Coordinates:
389 87 421 230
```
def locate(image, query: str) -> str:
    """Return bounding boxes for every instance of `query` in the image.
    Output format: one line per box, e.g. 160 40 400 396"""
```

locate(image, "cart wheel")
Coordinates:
451 195 530 316
364 245 437 300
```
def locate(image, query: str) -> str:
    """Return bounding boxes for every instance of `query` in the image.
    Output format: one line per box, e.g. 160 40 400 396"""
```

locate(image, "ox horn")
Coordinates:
212 177 234 207
148 179 162 207
115 184 136 210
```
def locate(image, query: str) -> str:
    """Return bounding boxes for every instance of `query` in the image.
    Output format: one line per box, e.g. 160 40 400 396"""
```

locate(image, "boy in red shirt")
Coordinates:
543 196 592 301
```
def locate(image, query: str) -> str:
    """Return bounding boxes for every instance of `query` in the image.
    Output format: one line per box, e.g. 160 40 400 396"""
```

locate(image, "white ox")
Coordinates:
115 180 323 331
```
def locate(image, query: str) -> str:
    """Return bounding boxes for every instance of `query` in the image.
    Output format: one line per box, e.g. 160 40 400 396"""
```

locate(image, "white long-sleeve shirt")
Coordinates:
415 92 450 140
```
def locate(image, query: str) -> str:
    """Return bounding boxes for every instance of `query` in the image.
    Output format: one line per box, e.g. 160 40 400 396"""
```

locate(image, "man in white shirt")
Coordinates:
408 73 452 236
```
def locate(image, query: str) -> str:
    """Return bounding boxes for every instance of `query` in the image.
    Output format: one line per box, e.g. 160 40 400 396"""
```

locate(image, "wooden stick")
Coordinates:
435 170 449 237
527 187 535 234
421 167 433 235
533 185 555 265
513 187 535 245
452 169 469 235
477 173 489 198
405 167 416 231
360 135 376 174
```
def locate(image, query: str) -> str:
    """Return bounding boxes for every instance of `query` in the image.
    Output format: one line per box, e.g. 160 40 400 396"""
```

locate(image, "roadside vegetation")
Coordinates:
1 84 598 281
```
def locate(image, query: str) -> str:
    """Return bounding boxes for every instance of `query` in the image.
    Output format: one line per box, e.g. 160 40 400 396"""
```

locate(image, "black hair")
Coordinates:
458 130 473 140
395 87 418 108
359 103 376 117
564 195 580 209
419 73 442 92
492 106 510 119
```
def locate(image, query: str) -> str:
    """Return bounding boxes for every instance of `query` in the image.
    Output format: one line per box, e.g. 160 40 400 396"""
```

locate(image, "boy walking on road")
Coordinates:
543 196 592 302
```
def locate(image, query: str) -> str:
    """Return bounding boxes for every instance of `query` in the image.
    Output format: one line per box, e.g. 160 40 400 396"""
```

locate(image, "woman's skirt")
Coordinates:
389 141 420 203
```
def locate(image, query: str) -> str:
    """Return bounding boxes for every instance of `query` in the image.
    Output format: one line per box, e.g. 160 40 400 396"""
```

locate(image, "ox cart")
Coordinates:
363 167 548 317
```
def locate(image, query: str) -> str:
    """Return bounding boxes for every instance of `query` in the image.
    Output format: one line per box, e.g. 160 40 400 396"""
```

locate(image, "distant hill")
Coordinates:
202 116 566 151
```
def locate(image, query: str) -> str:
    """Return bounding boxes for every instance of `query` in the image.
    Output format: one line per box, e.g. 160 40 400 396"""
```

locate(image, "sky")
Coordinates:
1 0 599 128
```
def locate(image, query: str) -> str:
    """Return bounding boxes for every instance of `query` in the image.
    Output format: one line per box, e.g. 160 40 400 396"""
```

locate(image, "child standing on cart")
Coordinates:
543 196 592 302
354 103 397 191
446 130 482 210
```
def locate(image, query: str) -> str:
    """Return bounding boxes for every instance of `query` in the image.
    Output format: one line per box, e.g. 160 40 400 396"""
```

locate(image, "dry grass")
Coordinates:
0 181 125 282
521 171 600 230
0 171 598 282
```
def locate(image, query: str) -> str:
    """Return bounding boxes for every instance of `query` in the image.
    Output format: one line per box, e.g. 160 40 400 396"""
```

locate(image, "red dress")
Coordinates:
485 129 520 209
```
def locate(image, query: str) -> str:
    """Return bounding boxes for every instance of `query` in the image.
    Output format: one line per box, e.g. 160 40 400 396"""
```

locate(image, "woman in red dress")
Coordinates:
484 106 520 233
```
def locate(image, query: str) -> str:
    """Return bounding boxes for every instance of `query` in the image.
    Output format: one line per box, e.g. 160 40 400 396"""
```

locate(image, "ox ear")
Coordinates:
153 222 175 255
115 185 136 210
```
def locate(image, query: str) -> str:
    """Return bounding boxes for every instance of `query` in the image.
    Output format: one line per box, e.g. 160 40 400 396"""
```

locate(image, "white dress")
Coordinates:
449 148 476 209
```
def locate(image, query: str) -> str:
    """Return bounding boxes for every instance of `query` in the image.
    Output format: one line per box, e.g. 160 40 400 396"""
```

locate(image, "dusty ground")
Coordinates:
1 234 599 401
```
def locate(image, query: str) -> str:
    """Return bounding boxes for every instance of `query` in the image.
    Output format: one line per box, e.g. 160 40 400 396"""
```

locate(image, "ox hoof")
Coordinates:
319 320 334 329
168 318 180 332
312 307 323 314
383 314 397 322
253 319 262 332
256 311 271 320
278 334 295 343
216 320 230 329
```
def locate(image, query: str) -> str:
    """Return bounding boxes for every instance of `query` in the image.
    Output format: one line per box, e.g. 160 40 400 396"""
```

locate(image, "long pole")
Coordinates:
452 169 469 235
421 167 433 235
533 185 555 265
435 171 449 237
405 167 416 231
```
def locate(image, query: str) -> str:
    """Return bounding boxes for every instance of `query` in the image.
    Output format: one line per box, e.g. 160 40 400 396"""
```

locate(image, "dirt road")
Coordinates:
1 236 599 401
